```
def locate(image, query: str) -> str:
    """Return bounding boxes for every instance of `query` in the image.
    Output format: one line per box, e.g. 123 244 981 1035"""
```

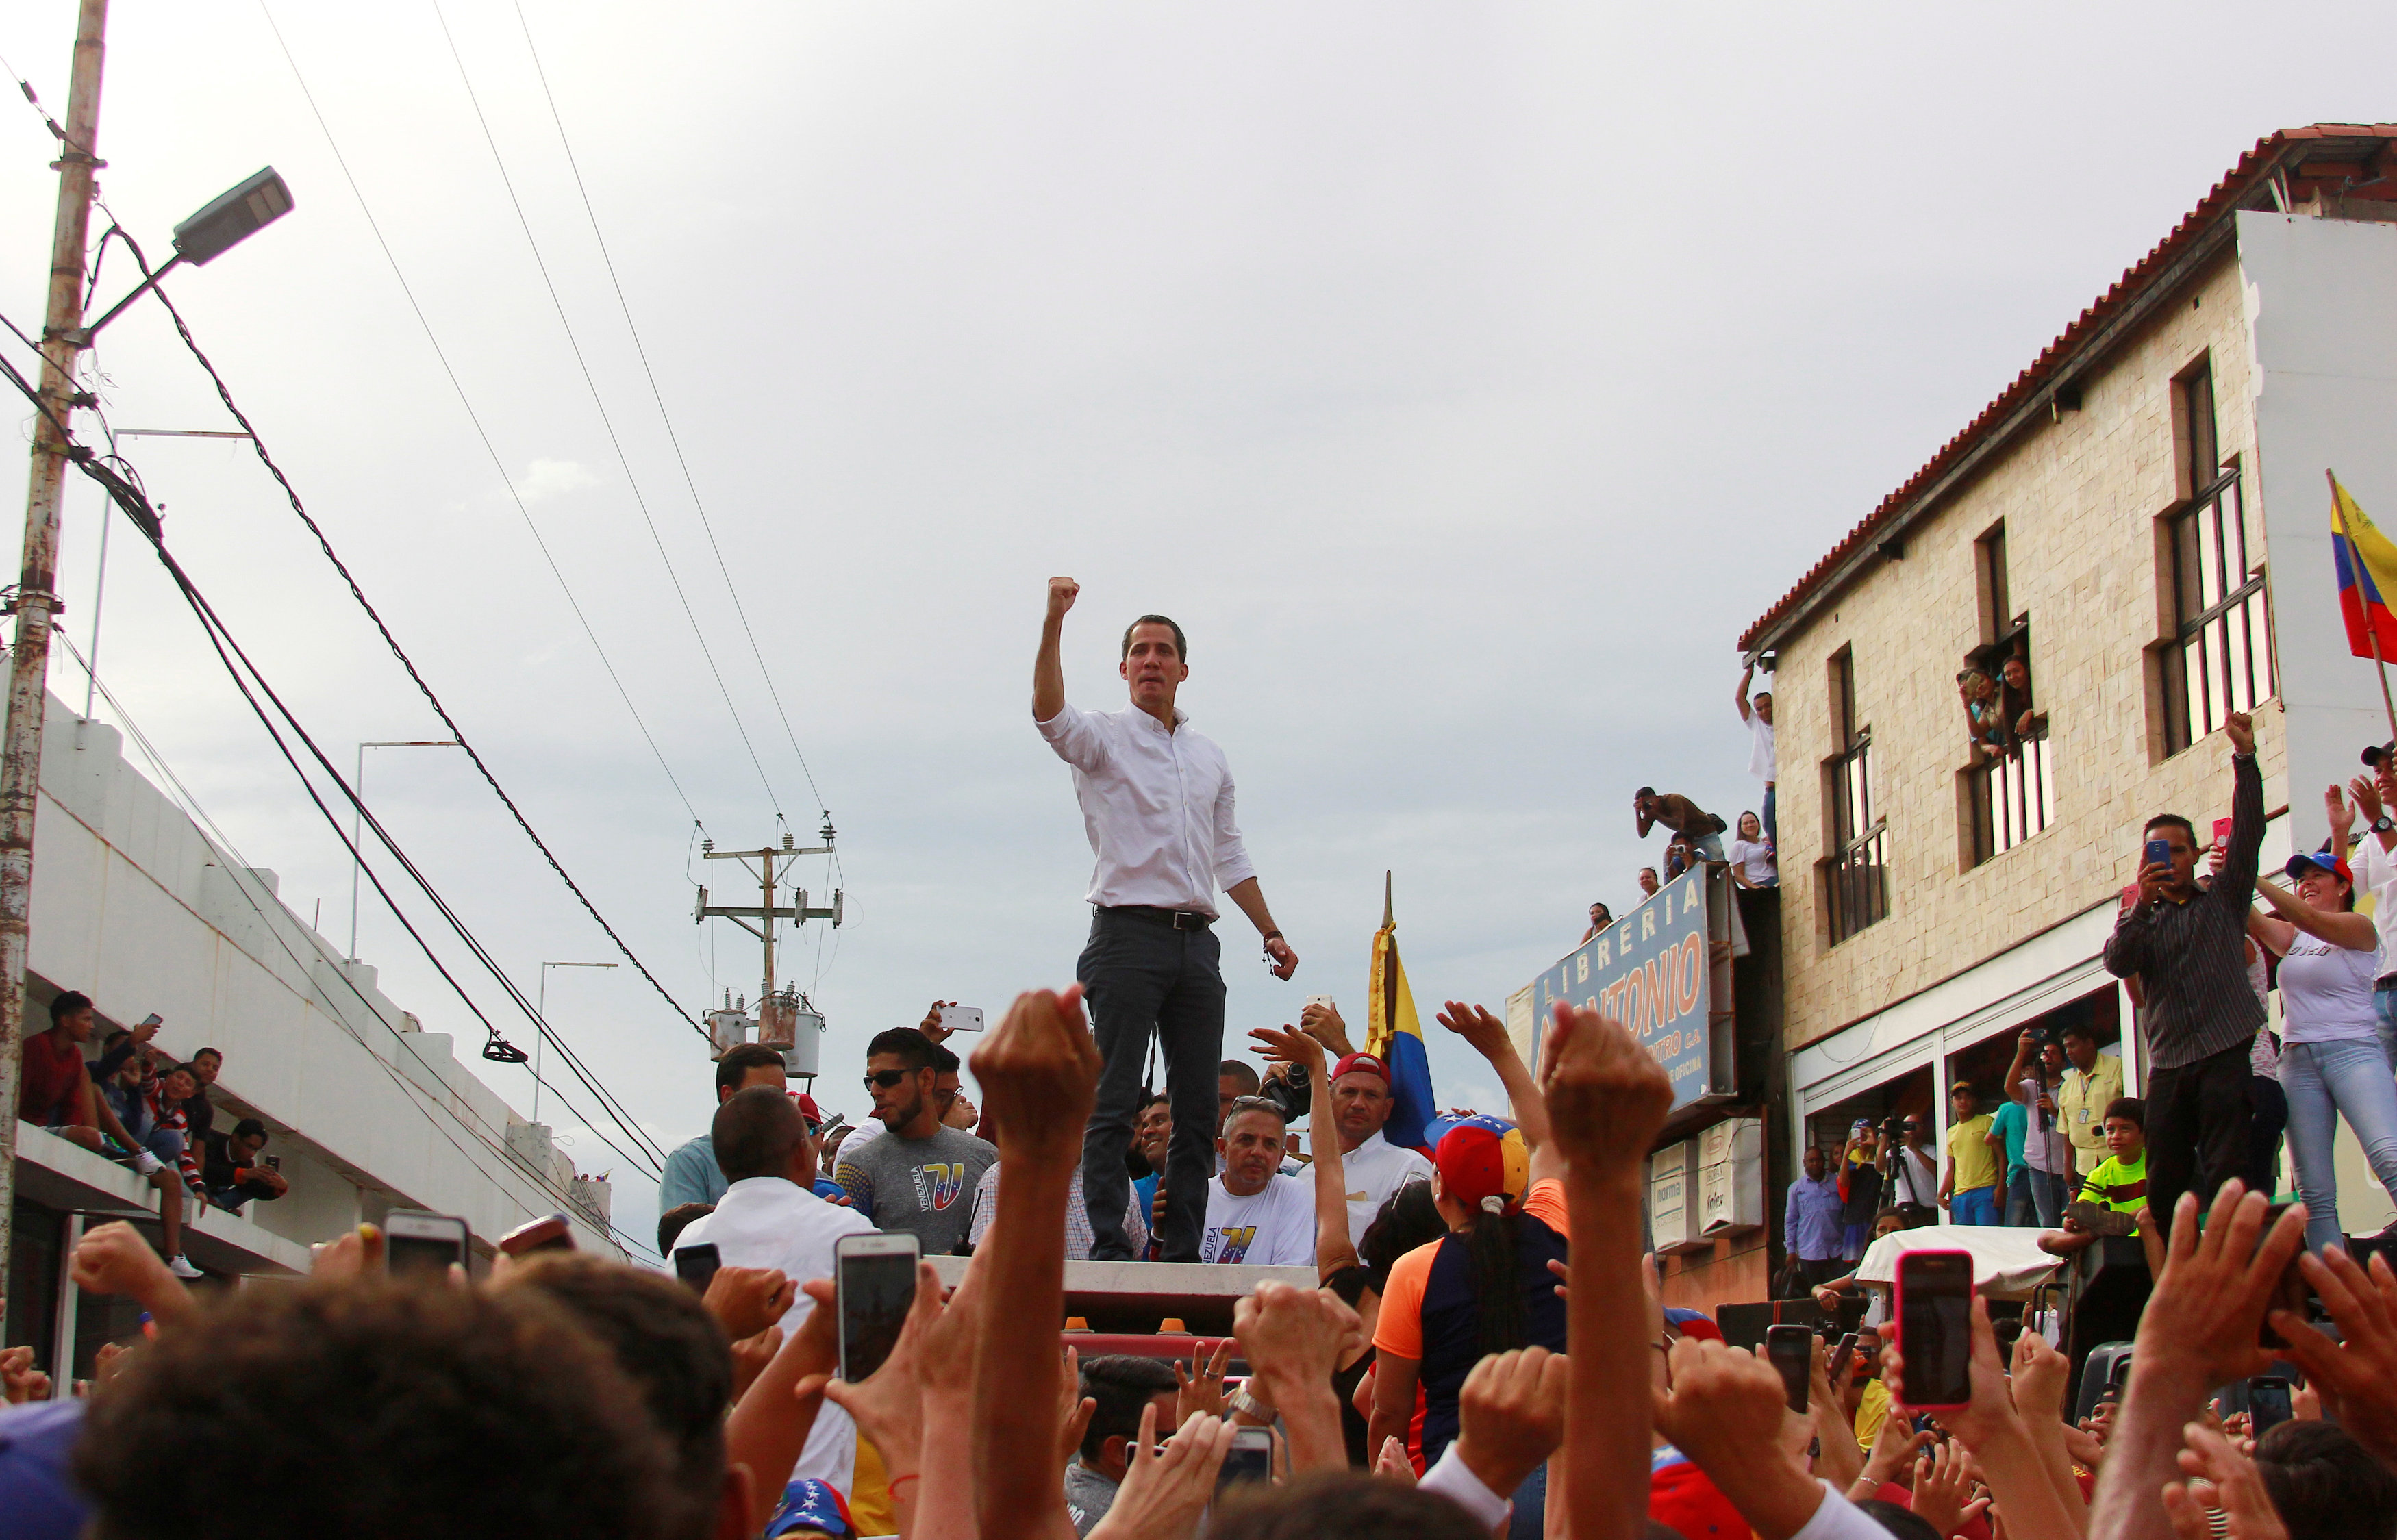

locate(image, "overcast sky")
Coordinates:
3 1 2390 1250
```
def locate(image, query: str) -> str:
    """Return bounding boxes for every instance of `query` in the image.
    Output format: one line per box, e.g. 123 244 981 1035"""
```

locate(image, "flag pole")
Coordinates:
2332 469 2397 746
1383 869 1393 931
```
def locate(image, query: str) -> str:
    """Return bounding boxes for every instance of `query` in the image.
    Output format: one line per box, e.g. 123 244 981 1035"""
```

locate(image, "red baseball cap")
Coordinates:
1331 1052 1391 1087
790 1091 825 1128
1433 1115 1530 1215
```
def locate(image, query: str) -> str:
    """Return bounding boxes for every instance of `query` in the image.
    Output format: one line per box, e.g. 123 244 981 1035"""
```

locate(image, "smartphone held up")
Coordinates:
837 1233 920 1383
1894 1250 1975 1413
384 1210 470 1281
1766 1325 1813 1414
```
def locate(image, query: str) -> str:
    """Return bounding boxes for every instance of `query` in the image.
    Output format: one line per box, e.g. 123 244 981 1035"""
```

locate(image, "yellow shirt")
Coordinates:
849 1437 894 1537
1853 1376 1892 1454
1946 1113 1998 1194
2057 1054 2125 1174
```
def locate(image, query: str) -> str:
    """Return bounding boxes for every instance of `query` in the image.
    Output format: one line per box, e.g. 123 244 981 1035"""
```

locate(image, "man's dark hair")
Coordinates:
231 1118 267 1142
865 1028 938 1073
1077 1354 1178 1462
1634 785 1657 800
2143 813 2197 844
2060 1020 2098 1045
713 1086 805 1183
1120 614 1188 661
74 1277 678 1540
1210 1474 1486 1540
194 1046 223 1063
1141 1091 1172 1114
713 1043 784 1097
49 990 90 1024
2105 1096 2145 1130
2255 1419 2397 1539
1218 1060 1260 1095
1851 1500 1943 1540
929 1042 962 1076
499 1253 733 1540
1874 1205 1918 1230
657 1202 714 1257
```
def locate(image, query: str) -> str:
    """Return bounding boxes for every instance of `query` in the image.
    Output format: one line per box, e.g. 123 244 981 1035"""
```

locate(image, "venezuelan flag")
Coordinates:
2331 472 2397 661
1364 907 1438 1152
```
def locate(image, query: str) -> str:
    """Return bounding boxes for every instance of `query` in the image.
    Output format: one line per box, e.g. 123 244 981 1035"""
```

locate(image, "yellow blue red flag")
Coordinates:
1364 909 1438 1152
2331 472 2397 661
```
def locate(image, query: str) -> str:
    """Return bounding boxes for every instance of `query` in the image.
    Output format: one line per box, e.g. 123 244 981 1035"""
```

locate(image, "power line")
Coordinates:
101 233 709 1052
249 0 709 840
509 0 833 824
429 0 787 818
0 313 674 1175
53 625 661 1257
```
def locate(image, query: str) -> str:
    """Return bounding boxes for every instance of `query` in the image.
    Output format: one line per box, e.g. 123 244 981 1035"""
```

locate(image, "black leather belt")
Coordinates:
1099 904 1214 931
2378 974 2397 990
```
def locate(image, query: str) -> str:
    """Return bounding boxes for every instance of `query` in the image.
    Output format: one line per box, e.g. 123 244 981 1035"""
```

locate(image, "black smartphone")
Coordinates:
384 1209 470 1281
2248 1376 2294 1435
1767 1324 1813 1413
1827 1330 1859 1387
1894 1250 1974 1411
263 1155 281 1171
836 1233 920 1383
672 1242 722 1293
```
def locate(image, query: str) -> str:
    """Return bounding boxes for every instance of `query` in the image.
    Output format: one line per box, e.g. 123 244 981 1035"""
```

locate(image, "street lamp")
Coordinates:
349 740 459 963
80 167 294 339
534 961 618 1124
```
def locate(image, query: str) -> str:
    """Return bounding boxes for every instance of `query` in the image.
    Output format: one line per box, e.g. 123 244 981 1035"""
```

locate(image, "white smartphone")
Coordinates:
384 1209 470 1280
836 1232 920 1382
1214 1426 1275 1495
1303 995 1335 1015
937 1004 986 1034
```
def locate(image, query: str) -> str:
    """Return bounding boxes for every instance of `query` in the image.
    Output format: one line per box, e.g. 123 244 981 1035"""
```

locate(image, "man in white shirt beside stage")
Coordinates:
1034 576 1300 1263
1322 1049 1433 1244
670 1087 873 1497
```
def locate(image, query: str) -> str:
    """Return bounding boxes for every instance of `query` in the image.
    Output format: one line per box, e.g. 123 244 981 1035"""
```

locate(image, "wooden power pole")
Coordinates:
0 0 108 1329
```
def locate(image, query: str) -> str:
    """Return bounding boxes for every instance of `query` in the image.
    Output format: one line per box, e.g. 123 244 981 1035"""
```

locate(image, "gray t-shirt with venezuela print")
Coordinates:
833 1123 997 1255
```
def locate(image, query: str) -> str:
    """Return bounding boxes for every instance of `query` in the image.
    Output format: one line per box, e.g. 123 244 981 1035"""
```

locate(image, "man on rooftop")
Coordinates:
1635 787 1727 864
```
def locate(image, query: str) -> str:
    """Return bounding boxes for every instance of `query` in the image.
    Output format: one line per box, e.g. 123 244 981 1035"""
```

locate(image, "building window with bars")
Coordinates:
2159 362 2273 755
1823 648 1887 942
1964 523 2054 864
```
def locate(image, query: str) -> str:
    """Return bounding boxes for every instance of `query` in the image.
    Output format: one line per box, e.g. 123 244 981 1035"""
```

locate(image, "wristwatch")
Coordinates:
1227 1386 1277 1423
2374 816 2394 835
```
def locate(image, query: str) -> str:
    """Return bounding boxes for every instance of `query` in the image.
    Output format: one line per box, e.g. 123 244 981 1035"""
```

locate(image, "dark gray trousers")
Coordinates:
1078 910 1225 1262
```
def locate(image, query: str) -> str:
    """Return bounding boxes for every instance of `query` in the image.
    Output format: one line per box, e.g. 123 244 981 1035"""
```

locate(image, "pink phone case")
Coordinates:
1891 1248 1976 1413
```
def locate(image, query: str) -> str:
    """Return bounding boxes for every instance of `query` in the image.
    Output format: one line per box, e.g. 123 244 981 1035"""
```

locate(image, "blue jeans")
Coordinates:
2005 1167 2066 1227
1077 909 1225 1263
2376 985 2397 1074
2281 1038 2397 1253
1951 1186 1998 1226
1762 783 1777 848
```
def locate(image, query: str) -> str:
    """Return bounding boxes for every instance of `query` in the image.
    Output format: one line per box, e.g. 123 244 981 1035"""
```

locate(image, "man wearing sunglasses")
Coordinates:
1035 576 1300 1263
833 1027 996 1255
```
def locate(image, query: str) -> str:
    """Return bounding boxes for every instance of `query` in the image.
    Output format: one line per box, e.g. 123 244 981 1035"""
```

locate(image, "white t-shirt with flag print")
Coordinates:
1200 1172 1317 1265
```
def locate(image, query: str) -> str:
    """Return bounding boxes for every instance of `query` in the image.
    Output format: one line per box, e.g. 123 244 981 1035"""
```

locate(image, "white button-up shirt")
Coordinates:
1338 1130 1433 1247
2350 831 2397 977
675 1176 877 1496
1037 701 1257 916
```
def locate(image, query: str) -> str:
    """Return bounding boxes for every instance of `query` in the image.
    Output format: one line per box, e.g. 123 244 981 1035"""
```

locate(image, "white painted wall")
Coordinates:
25 698 627 1263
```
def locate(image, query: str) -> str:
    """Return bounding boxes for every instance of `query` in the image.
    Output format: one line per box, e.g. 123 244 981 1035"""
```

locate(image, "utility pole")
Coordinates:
0 0 108 1338
694 826 840 1074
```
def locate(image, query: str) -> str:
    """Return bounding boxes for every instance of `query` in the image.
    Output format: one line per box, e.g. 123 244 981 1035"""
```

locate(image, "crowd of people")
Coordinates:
17 990 2397 1540
14 990 284 1279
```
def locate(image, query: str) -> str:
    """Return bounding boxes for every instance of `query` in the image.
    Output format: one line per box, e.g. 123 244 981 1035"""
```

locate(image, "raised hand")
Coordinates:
971 986 1101 1163
2142 1185 2306 1390
703 1265 796 1343
1453 1347 1570 1500
1435 1000 1512 1059
72 1219 195 1326
728 1326 781 1401
1056 1344 1096 1471
2354 774 2388 825
918 1000 958 1044
2269 1245 2397 1467
2327 784 2357 840
1046 576 1079 620
2162 1423 2287 1540
2226 710 2255 757
1085 1406 1233 1540
1248 1023 1327 1076
1374 1435 1416 1484
1540 1001 1672 1175
1298 999 1353 1056
1909 1437 1992 1537
1175 1339 1232 1424
1650 1338 1826 1540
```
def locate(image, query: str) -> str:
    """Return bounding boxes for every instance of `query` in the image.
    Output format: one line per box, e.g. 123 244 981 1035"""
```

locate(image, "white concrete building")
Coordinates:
8 692 624 1383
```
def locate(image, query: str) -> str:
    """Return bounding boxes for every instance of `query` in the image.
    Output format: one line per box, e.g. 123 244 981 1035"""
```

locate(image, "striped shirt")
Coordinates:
2102 754 2266 1070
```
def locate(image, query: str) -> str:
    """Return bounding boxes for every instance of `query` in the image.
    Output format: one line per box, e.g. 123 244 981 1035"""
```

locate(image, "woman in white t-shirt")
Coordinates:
1728 811 1777 889
2250 850 2397 1254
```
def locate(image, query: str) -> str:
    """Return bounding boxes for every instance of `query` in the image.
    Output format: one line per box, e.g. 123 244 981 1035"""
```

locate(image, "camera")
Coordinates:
1260 1060 1311 1124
